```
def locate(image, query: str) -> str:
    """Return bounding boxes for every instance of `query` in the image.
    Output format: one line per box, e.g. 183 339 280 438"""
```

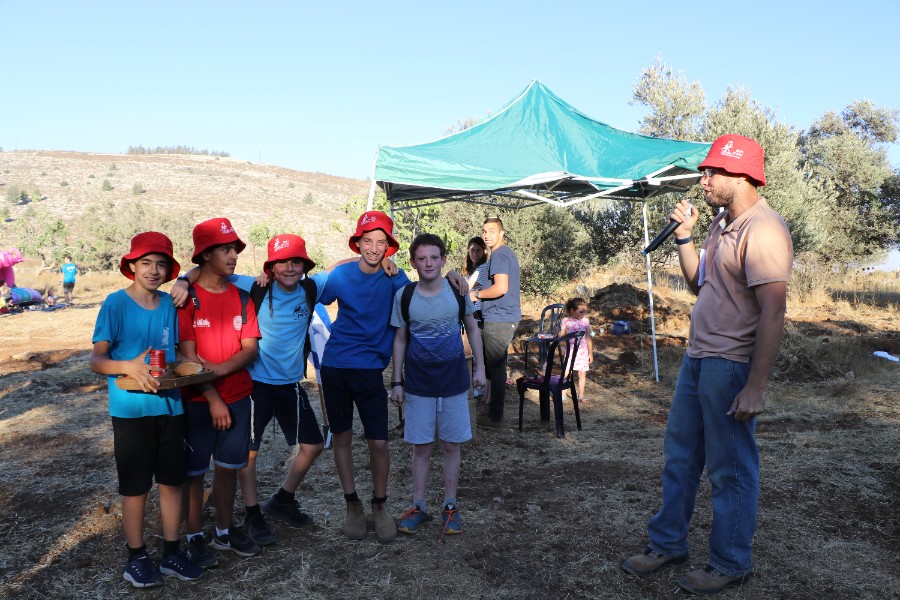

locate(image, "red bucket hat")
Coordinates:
348 210 399 258
119 231 181 282
264 234 316 274
191 217 246 264
698 134 766 186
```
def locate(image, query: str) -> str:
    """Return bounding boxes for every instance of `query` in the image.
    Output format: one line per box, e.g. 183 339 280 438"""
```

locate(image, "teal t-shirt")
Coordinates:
229 272 328 384
92 289 181 418
62 263 77 284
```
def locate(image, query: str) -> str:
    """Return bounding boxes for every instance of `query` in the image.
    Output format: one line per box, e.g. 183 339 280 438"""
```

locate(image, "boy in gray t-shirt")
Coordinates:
389 233 486 539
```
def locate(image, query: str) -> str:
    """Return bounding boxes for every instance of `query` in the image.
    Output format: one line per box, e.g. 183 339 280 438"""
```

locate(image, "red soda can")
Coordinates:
148 350 166 377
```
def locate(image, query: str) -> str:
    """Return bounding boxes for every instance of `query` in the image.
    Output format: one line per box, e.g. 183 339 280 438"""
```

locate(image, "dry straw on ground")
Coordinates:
0 267 897 599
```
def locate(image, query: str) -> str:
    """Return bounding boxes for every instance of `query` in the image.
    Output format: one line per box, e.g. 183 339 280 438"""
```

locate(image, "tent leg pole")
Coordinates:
642 201 659 382
366 148 379 211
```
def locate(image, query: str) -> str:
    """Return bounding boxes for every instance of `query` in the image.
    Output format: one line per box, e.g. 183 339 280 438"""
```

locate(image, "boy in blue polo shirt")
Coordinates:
90 232 204 588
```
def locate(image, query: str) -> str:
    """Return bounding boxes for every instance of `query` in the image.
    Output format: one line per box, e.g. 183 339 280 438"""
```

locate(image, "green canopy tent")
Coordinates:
367 81 712 380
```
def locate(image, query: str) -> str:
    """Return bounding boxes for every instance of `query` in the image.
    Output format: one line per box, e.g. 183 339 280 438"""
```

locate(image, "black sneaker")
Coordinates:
245 511 277 546
185 534 218 569
160 548 206 581
123 552 164 588
262 494 312 529
210 526 261 557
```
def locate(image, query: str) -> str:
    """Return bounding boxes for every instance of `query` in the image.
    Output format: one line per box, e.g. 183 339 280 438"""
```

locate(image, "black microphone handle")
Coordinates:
641 219 680 255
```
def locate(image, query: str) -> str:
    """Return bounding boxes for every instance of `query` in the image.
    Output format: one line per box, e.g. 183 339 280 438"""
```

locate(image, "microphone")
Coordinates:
642 204 692 255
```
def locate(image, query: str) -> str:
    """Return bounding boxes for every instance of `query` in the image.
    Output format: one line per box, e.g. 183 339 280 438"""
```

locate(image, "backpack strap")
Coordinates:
400 282 418 326
249 282 269 317
237 287 250 324
401 280 465 326
299 277 318 379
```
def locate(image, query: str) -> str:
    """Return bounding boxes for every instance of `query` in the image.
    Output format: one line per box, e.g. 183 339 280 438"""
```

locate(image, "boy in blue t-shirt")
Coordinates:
389 233 485 539
90 232 204 588
61 258 77 305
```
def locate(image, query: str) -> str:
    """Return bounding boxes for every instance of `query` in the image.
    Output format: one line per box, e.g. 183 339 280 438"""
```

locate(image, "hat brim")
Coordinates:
191 239 247 264
263 256 316 275
119 252 181 283
348 230 400 258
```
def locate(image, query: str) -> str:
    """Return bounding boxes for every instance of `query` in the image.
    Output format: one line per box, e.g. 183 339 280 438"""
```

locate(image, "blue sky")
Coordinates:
2 1 898 266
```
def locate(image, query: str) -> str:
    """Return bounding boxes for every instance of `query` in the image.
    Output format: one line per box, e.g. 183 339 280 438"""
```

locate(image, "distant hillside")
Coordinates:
0 150 370 265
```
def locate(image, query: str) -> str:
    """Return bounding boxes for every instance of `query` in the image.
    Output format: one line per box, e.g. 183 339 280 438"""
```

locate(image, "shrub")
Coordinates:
132 182 145 195
60 181 68 187
102 180 113 191
303 192 314 204
288 182 295 188
88 174 95 179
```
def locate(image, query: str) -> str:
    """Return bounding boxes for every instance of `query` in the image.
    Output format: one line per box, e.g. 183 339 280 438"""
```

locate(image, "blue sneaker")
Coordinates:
440 503 462 539
210 526 261 557
123 552 164 588
160 548 206 581
185 533 218 569
398 506 431 534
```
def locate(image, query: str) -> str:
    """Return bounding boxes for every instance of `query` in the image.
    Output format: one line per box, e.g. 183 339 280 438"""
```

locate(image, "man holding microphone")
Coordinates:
622 134 794 595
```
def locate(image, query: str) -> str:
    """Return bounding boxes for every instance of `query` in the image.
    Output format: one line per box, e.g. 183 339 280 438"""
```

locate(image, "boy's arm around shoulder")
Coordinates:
463 314 486 390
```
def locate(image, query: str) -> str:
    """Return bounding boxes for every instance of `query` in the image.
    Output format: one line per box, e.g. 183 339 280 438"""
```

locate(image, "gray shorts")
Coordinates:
402 391 472 445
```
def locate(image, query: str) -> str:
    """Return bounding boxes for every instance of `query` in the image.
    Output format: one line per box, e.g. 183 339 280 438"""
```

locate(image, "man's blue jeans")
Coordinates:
647 355 758 577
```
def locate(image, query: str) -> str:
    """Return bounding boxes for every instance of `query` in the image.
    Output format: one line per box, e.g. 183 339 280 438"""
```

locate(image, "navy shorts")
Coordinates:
63 282 75 292
184 395 251 476
250 380 324 450
320 366 388 440
112 414 186 496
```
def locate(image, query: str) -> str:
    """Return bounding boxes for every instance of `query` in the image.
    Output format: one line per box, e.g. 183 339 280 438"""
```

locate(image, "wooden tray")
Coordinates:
115 365 218 391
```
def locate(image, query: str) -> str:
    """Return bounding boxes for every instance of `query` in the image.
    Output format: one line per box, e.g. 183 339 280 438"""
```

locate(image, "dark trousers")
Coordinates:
482 321 518 420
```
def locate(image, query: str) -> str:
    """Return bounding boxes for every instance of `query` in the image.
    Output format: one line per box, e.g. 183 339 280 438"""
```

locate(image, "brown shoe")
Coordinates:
678 565 751 595
476 415 503 429
371 501 397 542
621 546 689 578
344 500 367 540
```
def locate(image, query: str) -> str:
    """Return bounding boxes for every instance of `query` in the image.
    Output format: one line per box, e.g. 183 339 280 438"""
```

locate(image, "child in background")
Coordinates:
559 297 593 403
43 288 57 307
90 232 204 588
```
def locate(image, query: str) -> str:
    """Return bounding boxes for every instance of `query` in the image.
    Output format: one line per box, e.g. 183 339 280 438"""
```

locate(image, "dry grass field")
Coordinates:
0 263 897 599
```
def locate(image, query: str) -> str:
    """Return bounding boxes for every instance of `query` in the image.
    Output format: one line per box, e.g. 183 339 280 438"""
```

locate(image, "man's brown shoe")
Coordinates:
344 500 367 540
476 415 503 429
371 502 397 542
621 546 689 577
678 565 751 595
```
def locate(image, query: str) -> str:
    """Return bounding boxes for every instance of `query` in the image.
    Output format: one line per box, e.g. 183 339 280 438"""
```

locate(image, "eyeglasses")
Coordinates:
699 168 721 179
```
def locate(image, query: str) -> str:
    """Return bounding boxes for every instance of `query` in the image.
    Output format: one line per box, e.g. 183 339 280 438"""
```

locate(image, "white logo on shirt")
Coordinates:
161 326 170 347
233 316 243 331
273 237 290 252
194 318 210 328
720 140 744 159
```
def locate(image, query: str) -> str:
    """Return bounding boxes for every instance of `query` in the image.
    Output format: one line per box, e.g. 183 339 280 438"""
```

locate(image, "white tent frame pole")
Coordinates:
642 200 660 382
366 149 380 211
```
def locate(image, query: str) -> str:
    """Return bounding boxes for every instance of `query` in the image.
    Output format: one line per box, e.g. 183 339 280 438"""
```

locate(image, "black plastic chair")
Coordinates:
516 330 584 438
522 303 565 368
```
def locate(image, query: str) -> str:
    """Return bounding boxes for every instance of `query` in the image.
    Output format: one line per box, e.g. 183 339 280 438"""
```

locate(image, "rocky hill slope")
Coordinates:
0 150 370 263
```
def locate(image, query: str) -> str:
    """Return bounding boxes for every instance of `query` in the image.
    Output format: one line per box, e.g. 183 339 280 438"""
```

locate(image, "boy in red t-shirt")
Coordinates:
178 217 262 566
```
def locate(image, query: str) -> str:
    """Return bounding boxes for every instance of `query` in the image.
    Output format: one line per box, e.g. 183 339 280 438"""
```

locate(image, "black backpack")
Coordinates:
187 278 318 378
398 281 466 328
